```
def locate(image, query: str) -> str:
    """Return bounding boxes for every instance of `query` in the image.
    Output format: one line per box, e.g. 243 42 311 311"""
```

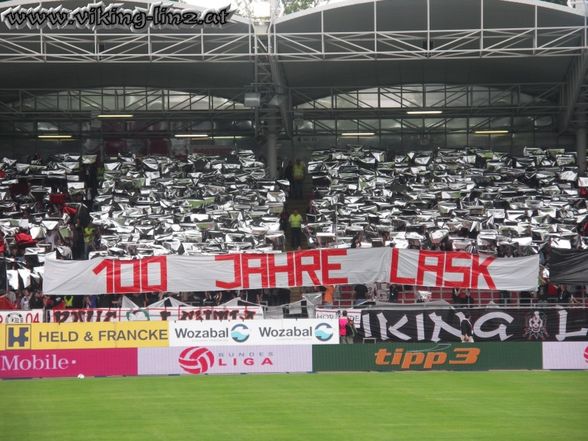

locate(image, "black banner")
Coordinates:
358 307 588 342
0 258 6 294
549 249 588 284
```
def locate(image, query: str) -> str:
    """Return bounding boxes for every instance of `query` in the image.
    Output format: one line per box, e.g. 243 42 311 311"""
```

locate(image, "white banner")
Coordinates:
42 248 539 295
46 306 264 323
0 310 42 324
543 342 588 370
315 308 362 325
389 249 539 291
170 318 339 347
138 345 312 376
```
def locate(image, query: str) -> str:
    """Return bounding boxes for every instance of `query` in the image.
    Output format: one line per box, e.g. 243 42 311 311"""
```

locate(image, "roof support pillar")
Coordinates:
266 116 278 179
577 110 587 175
559 49 588 134
269 56 292 138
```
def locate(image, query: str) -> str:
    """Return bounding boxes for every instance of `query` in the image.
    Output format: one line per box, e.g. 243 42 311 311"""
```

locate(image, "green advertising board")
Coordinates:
313 342 542 372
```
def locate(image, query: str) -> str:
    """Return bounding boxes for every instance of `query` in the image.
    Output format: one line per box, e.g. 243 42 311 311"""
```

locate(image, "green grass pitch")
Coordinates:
1 371 587 441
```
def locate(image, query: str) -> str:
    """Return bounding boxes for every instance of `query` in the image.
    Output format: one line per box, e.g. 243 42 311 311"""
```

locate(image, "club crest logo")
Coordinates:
5 312 24 324
523 311 549 340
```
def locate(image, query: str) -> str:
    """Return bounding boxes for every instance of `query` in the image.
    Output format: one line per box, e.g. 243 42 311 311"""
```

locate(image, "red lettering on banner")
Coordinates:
267 253 295 287
470 254 496 289
141 256 168 292
416 251 445 286
443 252 471 288
114 260 141 293
295 250 321 286
92 259 114 293
241 254 269 289
390 248 416 285
215 254 242 289
321 249 348 285
93 258 167 294
85 249 511 294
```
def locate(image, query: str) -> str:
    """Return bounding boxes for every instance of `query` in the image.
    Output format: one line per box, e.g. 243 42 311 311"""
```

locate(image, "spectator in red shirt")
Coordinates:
0 230 6 255
9 178 30 198
581 220 588 237
49 193 66 206
0 294 16 310
546 282 559 303
63 205 78 217
15 228 37 248
52 297 66 310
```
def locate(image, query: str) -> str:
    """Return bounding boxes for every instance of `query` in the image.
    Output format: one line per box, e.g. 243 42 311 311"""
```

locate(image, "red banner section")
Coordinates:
42 248 539 295
46 306 264 323
0 348 137 379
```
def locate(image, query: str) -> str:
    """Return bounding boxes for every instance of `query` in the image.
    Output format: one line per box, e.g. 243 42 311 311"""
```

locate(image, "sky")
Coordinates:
184 0 235 8
183 0 346 15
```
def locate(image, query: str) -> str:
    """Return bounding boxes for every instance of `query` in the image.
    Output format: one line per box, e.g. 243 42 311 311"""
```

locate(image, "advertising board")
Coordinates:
170 319 339 347
313 342 542 371
0 348 137 379
3 321 168 350
542 342 588 370
139 345 312 376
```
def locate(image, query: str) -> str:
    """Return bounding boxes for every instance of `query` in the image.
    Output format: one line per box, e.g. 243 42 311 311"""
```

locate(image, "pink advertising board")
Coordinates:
0 348 138 379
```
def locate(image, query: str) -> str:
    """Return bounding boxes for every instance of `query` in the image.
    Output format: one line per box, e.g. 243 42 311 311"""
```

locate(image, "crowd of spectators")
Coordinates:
0 150 287 312
0 154 101 311
307 147 588 252
1 146 587 313
304 146 588 305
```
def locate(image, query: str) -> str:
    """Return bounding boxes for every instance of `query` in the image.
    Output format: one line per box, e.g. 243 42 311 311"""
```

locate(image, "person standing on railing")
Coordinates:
388 284 400 303
460 314 474 343
284 160 294 197
558 284 572 304
288 209 303 250
353 284 368 305
292 159 305 199
319 285 334 305
338 310 354 344
345 315 357 343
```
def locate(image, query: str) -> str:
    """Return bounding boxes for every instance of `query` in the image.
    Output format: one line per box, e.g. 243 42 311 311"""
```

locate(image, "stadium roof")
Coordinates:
0 0 586 130
0 0 584 87
0 0 254 89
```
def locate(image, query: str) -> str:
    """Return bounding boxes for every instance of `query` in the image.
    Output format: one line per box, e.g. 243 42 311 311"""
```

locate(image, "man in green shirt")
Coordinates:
291 159 305 199
288 209 303 249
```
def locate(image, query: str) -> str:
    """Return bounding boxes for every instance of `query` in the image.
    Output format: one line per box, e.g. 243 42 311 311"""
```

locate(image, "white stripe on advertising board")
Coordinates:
138 345 312 376
542 342 588 370
0 310 42 324
315 308 362 324
169 318 339 347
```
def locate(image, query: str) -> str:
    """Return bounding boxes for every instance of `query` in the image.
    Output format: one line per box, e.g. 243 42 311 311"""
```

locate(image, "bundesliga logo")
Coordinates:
178 347 274 375
178 347 215 375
